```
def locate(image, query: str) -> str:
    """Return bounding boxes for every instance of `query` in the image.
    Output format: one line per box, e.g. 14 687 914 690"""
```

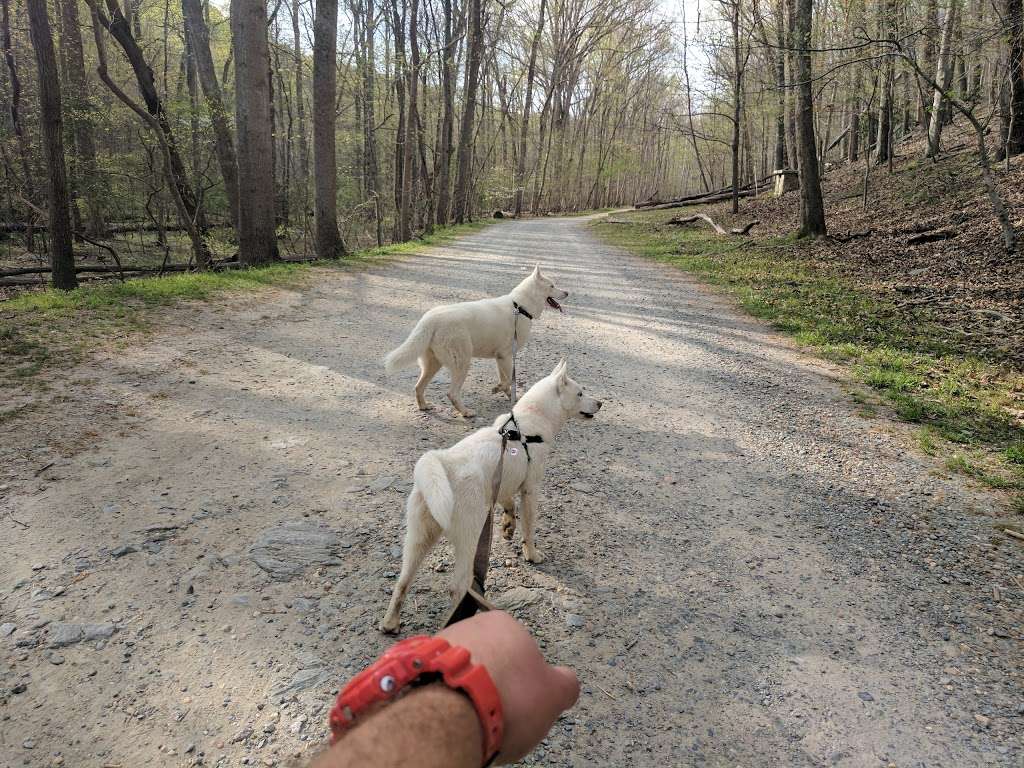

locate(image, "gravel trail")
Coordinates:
1 216 1021 768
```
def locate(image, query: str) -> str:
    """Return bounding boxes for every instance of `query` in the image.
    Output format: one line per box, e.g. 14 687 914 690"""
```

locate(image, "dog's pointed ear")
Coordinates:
532 264 541 279
552 358 568 387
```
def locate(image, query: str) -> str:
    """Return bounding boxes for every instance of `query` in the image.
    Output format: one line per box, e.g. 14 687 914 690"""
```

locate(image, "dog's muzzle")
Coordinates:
580 400 602 419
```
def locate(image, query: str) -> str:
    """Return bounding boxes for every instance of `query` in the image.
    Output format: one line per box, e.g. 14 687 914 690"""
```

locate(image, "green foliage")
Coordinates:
0 221 493 397
594 214 1024 510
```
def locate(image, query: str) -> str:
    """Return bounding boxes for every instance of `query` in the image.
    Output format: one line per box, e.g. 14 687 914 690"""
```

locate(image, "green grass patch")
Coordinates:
0 220 492 391
593 212 1024 510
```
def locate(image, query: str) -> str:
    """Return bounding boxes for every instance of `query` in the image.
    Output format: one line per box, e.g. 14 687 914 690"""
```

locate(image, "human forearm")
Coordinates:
310 684 483 768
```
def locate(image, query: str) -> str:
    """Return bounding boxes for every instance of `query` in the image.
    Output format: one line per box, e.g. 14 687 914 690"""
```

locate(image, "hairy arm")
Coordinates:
309 684 483 768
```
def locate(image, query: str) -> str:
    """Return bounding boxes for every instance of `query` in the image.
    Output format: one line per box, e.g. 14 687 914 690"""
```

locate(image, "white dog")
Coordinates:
383 266 569 418
379 360 601 633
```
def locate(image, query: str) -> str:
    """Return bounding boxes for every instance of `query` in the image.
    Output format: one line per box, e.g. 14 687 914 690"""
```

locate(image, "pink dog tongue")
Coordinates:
547 297 563 312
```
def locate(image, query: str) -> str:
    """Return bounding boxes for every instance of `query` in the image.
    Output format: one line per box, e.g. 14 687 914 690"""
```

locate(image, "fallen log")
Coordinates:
636 175 772 210
668 214 760 236
829 229 874 243
825 124 852 154
643 187 762 211
906 229 955 246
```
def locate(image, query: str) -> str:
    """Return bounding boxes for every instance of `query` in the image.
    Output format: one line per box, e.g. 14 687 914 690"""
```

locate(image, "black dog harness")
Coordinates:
497 413 544 462
512 301 533 320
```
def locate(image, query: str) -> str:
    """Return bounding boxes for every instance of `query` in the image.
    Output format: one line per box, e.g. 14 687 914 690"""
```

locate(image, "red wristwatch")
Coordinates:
328 635 504 765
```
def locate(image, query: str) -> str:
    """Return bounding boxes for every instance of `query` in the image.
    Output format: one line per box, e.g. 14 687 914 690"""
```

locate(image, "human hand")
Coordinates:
438 610 580 764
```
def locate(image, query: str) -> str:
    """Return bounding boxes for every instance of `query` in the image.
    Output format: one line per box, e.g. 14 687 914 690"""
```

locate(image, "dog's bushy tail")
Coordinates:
413 452 455 530
384 317 432 374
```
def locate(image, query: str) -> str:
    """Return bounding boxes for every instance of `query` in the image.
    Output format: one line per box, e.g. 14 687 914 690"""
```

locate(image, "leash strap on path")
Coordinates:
445 302 526 627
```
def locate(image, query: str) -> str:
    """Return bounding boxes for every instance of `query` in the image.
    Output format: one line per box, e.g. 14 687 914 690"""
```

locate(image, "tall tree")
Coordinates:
312 0 344 257
434 0 457 224
793 0 826 236
399 0 420 240
231 0 279 264
874 0 896 165
26 0 77 289
2 0 38 245
926 0 957 157
292 0 310 205
57 0 105 236
998 0 1024 158
181 0 241 232
513 0 546 216
452 0 483 223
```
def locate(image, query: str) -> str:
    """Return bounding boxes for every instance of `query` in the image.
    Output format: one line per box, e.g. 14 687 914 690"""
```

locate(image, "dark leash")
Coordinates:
444 301 539 627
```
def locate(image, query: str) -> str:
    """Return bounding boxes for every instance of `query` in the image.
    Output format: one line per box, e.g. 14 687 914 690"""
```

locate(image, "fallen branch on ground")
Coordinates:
667 214 760 236
906 229 955 245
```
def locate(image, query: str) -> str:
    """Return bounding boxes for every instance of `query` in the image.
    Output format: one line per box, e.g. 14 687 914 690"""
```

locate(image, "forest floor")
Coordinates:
1 214 1023 768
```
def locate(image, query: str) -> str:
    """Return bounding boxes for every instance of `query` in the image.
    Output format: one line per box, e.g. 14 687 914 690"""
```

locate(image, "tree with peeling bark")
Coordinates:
26 0 76 289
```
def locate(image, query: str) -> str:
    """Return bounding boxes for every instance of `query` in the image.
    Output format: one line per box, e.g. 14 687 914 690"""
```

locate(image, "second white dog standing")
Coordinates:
383 265 569 418
379 359 601 633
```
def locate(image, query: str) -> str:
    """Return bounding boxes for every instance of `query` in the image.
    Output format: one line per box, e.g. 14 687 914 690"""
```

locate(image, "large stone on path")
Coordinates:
493 586 546 612
48 622 116 648
249 520 345 580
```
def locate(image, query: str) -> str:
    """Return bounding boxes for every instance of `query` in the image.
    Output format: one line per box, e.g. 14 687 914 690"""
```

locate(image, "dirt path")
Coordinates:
1 216 1021 768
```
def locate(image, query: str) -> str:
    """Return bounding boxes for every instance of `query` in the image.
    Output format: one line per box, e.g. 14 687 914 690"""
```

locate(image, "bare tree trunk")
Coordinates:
181 0 240 233
998 0 1024 158
920 0 938 126
58 0 105 236
773 0 789 168
389 0 407 233
27 0 76 289
361 0 382 243
794 0 826 236
848 64 862 162
729 0 743 214
231 0 279 264
292 0 309 207
681 1 710 191
513 0 545 216
2 0 39 248
874 0 895 164
452 0 483 223
927 0 958 157
399 0 419 240
434 0 456 225
183 21 208 231
311 0 343 257
785 0 799 168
